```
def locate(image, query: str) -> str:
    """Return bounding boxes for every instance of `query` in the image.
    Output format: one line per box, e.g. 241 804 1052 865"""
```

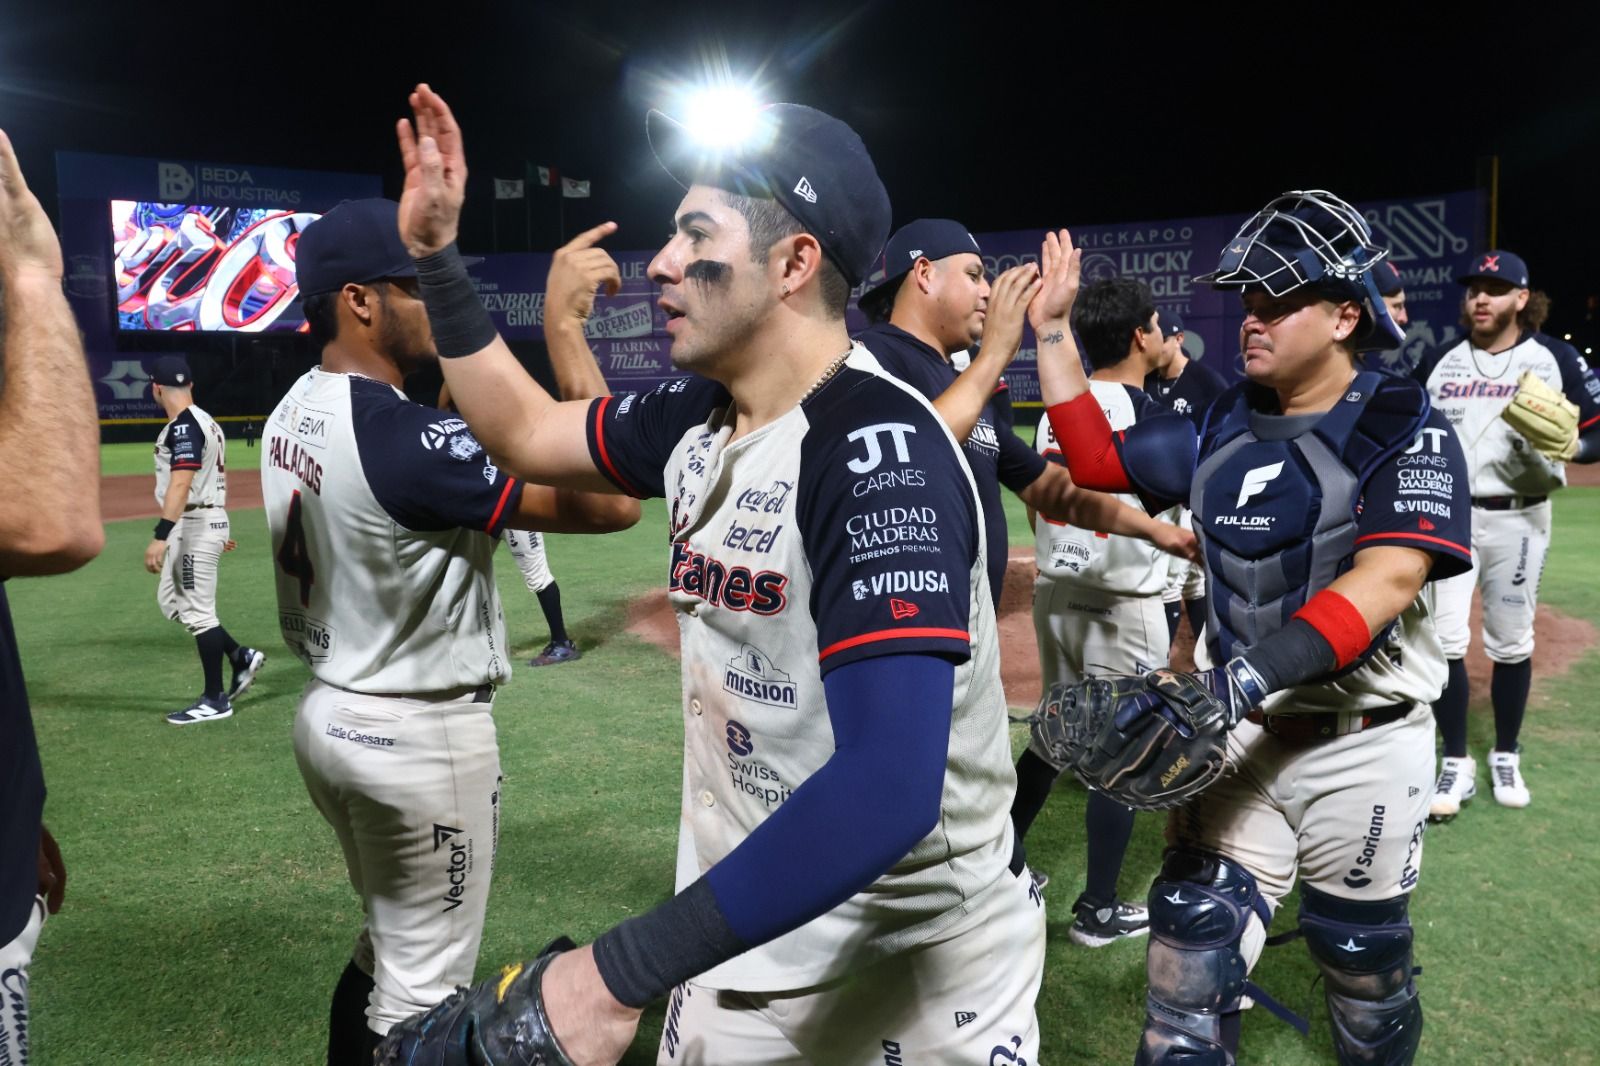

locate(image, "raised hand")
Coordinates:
548 222 623 331
0 129 64 282
1027 228 1082 332
395 83 469 258
976 263 1042 368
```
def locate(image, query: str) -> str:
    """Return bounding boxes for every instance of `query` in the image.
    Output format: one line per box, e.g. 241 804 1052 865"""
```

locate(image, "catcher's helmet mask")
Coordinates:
1197 189 1405 351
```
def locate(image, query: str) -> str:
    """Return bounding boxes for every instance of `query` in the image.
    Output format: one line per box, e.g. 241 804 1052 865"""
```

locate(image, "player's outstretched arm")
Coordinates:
1018 464 1199 560
396 84 608 491
1028 228 1089 406
504 483 639 535
932 263 1040 441
0 129 104 575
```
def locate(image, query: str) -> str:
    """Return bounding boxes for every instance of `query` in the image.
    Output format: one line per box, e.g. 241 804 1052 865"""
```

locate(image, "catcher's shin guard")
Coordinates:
1298 885 1422 1066
1136 848 1274 1066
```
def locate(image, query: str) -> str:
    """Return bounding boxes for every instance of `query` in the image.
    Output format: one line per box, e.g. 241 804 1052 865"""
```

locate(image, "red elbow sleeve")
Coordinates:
1045 393 1133 493
1292 589 1371 669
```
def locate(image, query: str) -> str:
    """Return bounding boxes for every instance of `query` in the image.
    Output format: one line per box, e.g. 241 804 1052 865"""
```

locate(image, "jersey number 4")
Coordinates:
276 490 315 608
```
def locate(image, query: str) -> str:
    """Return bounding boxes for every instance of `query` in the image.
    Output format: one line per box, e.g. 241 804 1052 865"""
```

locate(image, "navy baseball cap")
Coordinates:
1158 309 1184 337
647 103 892 287
859 218 984 306
1373 259 1405 297
294 198 480 297
1458 249 1529 288
150 355 192 387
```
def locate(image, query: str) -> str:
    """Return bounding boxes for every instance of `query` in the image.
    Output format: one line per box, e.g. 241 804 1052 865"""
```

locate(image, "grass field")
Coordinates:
10 454 1600 1063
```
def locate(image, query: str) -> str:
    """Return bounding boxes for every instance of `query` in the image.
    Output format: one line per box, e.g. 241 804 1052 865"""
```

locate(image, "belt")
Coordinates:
1472 494 1547 510
1246 702 1411 742
336 683 495 704
183 503 220 512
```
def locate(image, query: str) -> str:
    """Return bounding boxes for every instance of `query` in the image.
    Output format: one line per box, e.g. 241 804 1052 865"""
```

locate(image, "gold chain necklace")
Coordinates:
801 348 853 404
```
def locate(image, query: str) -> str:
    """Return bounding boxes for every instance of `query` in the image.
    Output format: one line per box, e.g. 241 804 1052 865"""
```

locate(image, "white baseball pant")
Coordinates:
656 867 1045 1065
292 678 502 1035
156 509 230 634
502 529 555 594
1429 500 1550 662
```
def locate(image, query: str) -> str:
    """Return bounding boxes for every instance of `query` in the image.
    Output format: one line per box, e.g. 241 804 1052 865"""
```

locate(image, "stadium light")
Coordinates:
682 85 764 149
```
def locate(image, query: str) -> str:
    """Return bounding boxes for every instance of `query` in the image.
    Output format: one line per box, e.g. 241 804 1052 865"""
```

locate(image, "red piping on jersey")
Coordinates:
1580 412 1600 430
1292 588 1370 669
818 627 970 661
1354 531 1470 554
170 461 203 470
485 478 517 534
1045 393 1133 492
592 396 642 497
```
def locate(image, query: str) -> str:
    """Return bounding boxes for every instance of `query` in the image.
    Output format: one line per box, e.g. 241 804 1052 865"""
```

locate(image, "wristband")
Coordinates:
415 244 498 358
591 877 746 1007
153 519 175 540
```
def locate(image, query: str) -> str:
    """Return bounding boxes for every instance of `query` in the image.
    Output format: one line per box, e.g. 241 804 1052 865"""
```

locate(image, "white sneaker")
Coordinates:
1429 756 1477 820
1488 749 1531 808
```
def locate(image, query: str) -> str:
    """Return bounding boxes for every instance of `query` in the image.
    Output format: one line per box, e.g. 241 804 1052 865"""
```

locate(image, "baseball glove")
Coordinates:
1029 669 1233 810
1502 370 1580 461
374 938 577 1066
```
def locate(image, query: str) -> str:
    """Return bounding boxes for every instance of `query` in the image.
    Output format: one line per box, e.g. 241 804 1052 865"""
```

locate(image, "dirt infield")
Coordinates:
102 469 264 521
626 548 1595 707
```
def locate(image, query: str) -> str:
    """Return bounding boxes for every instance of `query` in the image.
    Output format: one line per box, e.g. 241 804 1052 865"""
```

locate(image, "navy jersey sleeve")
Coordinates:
167 409 204 470
797 373 977 675
351 380 525 535
996 412 1048 493
1354 409 1473 580
1544 333 1600 431
585 375 729 499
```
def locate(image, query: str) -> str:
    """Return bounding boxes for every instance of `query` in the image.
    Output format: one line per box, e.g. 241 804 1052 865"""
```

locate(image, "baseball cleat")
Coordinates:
1429 756 1477 820
1029 868 1050 891
167 694 233 726
228 647 266 700
1069 894 1150 947
1488 749 1531 808
528 639 581 667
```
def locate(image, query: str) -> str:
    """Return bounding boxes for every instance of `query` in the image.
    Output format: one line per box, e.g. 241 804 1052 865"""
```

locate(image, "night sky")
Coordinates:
4 2 1597 334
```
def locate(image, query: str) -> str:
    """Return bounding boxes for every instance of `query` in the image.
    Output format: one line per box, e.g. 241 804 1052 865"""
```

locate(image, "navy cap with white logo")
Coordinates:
151 355 192 387
1158 309 1184 337
1457 249 1529 288
1372 260 1405 297
859 218 984 307
647 103 892 287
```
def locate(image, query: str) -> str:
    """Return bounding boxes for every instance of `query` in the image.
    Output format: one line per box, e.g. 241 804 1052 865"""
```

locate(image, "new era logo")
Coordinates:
1409 786 1421 797
955 1011 977 1029
432 824 462 851
793 176 818 203
1419 518 1436 531
890 598 920 620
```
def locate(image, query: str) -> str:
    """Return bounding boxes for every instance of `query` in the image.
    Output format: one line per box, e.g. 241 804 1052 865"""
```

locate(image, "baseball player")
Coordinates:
0 126 102 1066
1033 191 1473 1064
1145 309 1223 640
144 355 266 725
264 197 638 1062
1413 250 1600 817
1361 261 1412 376
378 84 1045 1065
1017 276 1189 946
437 382 581 666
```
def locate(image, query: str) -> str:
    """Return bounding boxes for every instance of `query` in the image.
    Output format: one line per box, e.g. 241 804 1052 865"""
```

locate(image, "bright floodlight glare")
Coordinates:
682 86 764 149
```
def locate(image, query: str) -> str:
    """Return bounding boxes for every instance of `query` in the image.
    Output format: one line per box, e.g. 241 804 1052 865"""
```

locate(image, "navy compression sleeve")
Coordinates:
591 653 954 1005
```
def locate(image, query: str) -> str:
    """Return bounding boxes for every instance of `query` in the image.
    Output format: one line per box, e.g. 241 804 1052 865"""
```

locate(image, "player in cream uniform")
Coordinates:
1414 250 1600 815
145 355 265 725
269 198 637 1063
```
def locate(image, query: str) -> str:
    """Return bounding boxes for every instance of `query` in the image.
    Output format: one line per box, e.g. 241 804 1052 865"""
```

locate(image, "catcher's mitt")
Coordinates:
1501 369 1579 461
1029 669 1233 810
375 937 577 1066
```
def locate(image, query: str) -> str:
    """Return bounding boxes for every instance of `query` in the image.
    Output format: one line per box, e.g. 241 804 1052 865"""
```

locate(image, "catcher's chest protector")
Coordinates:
1191 372 1429 664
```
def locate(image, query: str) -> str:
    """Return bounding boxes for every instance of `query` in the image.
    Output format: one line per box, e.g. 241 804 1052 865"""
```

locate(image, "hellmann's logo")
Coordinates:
1161 755 1191 788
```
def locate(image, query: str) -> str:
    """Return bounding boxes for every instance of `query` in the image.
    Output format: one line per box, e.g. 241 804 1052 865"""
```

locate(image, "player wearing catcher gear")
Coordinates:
265 198 636 1064
1413 250 1600 816
379 85 1046 1065
144 355 266 725
1034 190 1473 1065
